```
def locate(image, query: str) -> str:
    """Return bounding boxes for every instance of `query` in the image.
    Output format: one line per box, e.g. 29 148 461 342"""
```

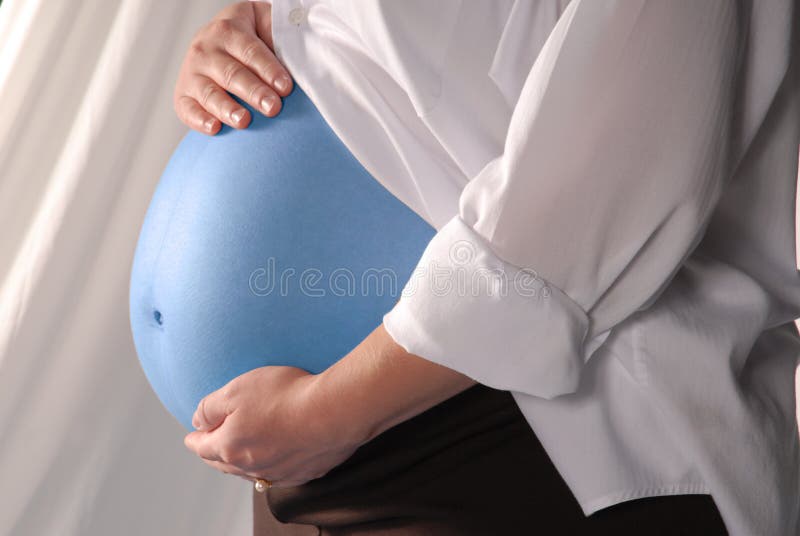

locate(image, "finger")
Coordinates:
174 94 221 135
223 28 293 98
200 457 253 479
189 73 253 130
228 34 292 97
200 456 307 487
251 2 276 53
198 49 283 118
192 387 233 431
184 429 227 462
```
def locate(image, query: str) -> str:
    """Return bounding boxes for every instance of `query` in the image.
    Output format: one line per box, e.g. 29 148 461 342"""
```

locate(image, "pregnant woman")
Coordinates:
140 1 800 535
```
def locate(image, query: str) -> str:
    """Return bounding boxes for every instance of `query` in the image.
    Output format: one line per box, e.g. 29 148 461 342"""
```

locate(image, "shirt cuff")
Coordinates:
383 214 609 399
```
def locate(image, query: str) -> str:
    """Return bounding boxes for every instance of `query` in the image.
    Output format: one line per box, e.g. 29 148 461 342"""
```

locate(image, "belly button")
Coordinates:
153 309 163 326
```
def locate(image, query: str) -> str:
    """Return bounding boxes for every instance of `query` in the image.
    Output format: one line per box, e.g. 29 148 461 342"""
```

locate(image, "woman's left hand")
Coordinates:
183 365 364 488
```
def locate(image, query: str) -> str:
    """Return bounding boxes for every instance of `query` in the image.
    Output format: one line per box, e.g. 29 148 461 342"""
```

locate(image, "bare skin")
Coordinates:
173 1 293 135
178 2 478 488
184 324 478 487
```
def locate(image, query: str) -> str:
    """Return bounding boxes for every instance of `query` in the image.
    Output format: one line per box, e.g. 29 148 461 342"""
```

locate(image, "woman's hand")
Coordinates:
183 365 365 488
183 323 477 488
174 1 294 135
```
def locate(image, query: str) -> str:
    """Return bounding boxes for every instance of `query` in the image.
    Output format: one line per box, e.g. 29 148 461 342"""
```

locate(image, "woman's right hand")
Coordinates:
174 1 294 135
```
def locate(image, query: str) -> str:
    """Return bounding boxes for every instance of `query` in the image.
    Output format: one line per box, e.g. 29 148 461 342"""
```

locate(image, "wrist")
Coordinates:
303 363 377 452
308 323 479 449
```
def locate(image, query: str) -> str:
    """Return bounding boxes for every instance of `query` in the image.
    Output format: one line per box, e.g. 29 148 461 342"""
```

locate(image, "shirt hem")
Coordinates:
580 481 713 517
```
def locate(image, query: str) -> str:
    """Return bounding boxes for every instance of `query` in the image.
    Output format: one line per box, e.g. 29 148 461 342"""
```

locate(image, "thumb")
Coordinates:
192 389 231 431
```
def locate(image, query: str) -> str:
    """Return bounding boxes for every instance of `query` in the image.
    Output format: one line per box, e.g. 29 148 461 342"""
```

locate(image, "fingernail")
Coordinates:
275 74 291 93
261 95 278 114
204 118 216 132
231 109 245 123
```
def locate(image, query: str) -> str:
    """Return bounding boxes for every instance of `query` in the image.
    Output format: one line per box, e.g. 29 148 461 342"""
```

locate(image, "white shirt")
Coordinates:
263 1 800 534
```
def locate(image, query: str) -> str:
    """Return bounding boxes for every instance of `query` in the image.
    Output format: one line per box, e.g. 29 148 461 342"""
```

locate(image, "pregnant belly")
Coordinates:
128 85 435 431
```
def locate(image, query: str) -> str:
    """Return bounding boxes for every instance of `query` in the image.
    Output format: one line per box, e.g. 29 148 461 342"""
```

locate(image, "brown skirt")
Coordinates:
253 383 728 535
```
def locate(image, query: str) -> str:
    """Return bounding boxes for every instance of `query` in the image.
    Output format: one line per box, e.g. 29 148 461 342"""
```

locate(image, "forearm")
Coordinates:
310 323 478 446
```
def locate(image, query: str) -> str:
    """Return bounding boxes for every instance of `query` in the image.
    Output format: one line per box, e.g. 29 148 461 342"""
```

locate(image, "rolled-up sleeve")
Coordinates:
383 0 744 399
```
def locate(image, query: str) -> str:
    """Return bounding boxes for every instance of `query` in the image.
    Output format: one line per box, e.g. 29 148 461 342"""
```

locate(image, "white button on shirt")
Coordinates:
260 1 800 534
287 7 306 25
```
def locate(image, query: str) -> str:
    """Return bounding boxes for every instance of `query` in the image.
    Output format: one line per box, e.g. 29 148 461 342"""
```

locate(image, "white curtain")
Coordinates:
0 1 253 534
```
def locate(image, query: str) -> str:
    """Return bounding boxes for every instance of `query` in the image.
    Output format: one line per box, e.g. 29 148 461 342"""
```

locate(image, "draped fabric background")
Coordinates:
0 0 253 534
0 1 799 535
